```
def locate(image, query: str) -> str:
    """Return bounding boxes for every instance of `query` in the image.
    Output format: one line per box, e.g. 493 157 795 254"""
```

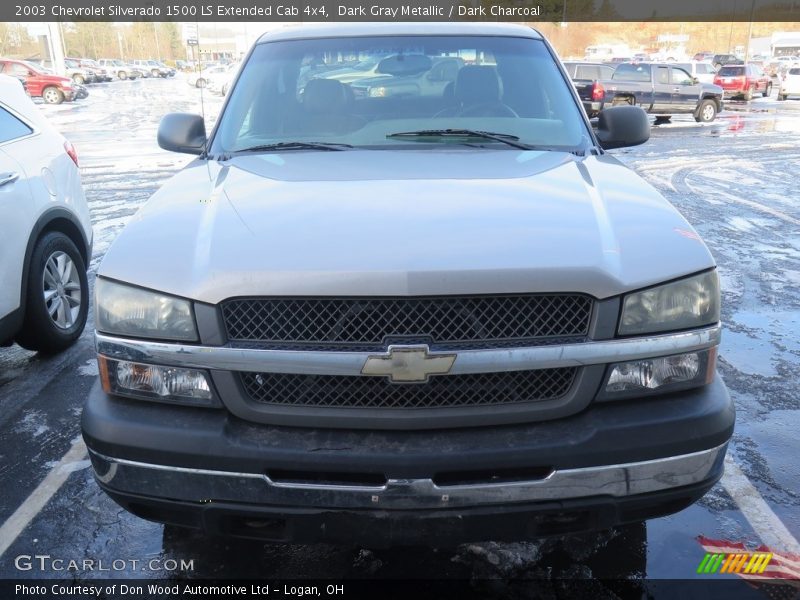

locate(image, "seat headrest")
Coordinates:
455 66 501 104
303 78 351 113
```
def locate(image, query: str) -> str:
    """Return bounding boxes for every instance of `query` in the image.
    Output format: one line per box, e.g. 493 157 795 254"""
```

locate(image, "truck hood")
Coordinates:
99 150 715 303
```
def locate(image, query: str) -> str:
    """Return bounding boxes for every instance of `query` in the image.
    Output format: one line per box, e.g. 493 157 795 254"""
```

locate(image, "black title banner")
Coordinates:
6 0 800 22
1 578 779 600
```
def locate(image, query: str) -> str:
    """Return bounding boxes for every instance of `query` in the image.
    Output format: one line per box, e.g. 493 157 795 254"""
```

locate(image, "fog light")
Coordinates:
597 349 715 400
98 355 219 407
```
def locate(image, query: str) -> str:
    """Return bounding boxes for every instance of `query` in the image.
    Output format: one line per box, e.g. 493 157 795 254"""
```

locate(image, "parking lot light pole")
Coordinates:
153 22 161 61
744 0 756 63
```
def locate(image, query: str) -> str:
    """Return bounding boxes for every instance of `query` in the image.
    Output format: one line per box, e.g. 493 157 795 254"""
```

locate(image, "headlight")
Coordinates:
95 278 198 341
97 356 219 407
369 86 388 97
597 348 717 401
619 270 720 336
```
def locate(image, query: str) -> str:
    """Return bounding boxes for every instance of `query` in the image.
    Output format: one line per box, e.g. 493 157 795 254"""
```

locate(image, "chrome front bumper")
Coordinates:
89 443 728 511
95 325 721 377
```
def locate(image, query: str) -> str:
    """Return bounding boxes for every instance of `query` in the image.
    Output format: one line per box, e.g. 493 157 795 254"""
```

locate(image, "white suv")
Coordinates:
0 75 92 353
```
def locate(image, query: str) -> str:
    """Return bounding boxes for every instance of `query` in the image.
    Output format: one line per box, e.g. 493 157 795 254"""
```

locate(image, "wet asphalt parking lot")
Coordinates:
0 72 798 596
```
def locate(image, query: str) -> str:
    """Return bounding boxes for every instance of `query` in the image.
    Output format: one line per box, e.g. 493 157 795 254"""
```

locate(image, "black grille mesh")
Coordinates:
222 295 593 346
239 368 577 409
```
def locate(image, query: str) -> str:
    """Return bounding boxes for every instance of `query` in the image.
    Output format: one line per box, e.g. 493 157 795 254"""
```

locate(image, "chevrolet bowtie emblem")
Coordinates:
361 345 457 382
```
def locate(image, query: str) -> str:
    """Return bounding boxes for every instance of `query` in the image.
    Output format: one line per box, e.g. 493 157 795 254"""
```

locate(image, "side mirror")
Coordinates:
157 113 207 155
595 105 650 150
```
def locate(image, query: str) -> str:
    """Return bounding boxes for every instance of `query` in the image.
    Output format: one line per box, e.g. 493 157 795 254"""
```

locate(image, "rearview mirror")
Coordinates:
595 105 650 150
157 113 207 155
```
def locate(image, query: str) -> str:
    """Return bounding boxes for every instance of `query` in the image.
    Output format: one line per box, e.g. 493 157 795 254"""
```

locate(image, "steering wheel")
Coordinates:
458 102 519 118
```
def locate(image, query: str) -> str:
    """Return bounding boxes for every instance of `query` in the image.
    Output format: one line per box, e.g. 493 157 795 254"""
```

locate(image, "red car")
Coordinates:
0 59 74 104
713 64 772 100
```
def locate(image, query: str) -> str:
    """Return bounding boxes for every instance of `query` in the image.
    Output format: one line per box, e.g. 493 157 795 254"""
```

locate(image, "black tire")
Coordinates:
151 69 160 78
778 94 787 101
72 74 85 85
196 78 207 89
763 83 771 98
42 86 64 105
744 85 755 101
695 99 717 123
15 232 88 354
118 70 128 80
654 116 671 125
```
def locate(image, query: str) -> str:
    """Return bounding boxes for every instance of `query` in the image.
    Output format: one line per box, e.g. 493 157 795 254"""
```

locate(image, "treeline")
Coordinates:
538 21 800 58
0 22 183 61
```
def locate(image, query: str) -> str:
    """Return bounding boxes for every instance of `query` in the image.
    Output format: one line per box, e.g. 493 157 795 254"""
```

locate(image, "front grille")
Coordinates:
239 368 577 409
222 295 593 347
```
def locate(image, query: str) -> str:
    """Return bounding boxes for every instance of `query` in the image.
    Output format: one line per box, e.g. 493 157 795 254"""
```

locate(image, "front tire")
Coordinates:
778 94 787 101
195 78 207 89
42 86 64 104
695 99 717 122
118 70 128 80
72 74 85 85
15 232 88 354
744 85 755 101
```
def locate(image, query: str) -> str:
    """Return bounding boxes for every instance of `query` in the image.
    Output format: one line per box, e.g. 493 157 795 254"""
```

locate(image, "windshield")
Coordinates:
211 35 589 154
718 66 745 76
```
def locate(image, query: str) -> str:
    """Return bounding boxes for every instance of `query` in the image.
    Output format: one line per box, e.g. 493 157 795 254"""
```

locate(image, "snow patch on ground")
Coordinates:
78 360 99 377
14 410 49 438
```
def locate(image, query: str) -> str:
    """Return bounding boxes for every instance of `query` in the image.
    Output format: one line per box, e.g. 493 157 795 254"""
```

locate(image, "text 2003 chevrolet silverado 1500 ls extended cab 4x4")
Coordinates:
82 23 734 546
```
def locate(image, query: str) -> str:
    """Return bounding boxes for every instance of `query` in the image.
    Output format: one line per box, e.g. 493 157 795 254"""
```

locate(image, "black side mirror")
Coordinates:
595 105 650 150
157 113 207 155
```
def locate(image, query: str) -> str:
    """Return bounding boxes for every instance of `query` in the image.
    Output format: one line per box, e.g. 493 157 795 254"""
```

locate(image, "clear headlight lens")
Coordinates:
98 356 220 407
369 86 388 97
597 348 717 401
619 270 720 336
96 278 198 341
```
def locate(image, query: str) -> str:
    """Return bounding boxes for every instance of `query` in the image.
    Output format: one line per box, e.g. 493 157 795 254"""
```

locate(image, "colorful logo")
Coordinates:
698 536 800 583
697 551 772 575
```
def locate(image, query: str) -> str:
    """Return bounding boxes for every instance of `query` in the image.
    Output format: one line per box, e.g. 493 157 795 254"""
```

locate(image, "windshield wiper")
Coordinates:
386 129 537 150
223 141 354 158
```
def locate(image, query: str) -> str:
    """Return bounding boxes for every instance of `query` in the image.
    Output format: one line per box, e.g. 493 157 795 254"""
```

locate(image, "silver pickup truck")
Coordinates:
83 23 734 546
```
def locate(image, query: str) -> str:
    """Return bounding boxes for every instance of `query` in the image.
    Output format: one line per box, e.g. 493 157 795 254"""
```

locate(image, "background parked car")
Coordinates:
75 58 112 83
712 54 744 69
562 61 617 117
0 59 75 104
674 61 718 84
713 64 772 100
579 62 723 122
131 60 172 78
0 75 92 353
28 58 93 85
207 63 239 95
71 82 89 100
778 67 800 100
97 59 140 80
187 64 229 88
693 51 716 62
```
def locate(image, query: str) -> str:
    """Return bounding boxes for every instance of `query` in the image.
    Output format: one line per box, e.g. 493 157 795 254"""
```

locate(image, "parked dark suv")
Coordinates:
712 54 744 69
